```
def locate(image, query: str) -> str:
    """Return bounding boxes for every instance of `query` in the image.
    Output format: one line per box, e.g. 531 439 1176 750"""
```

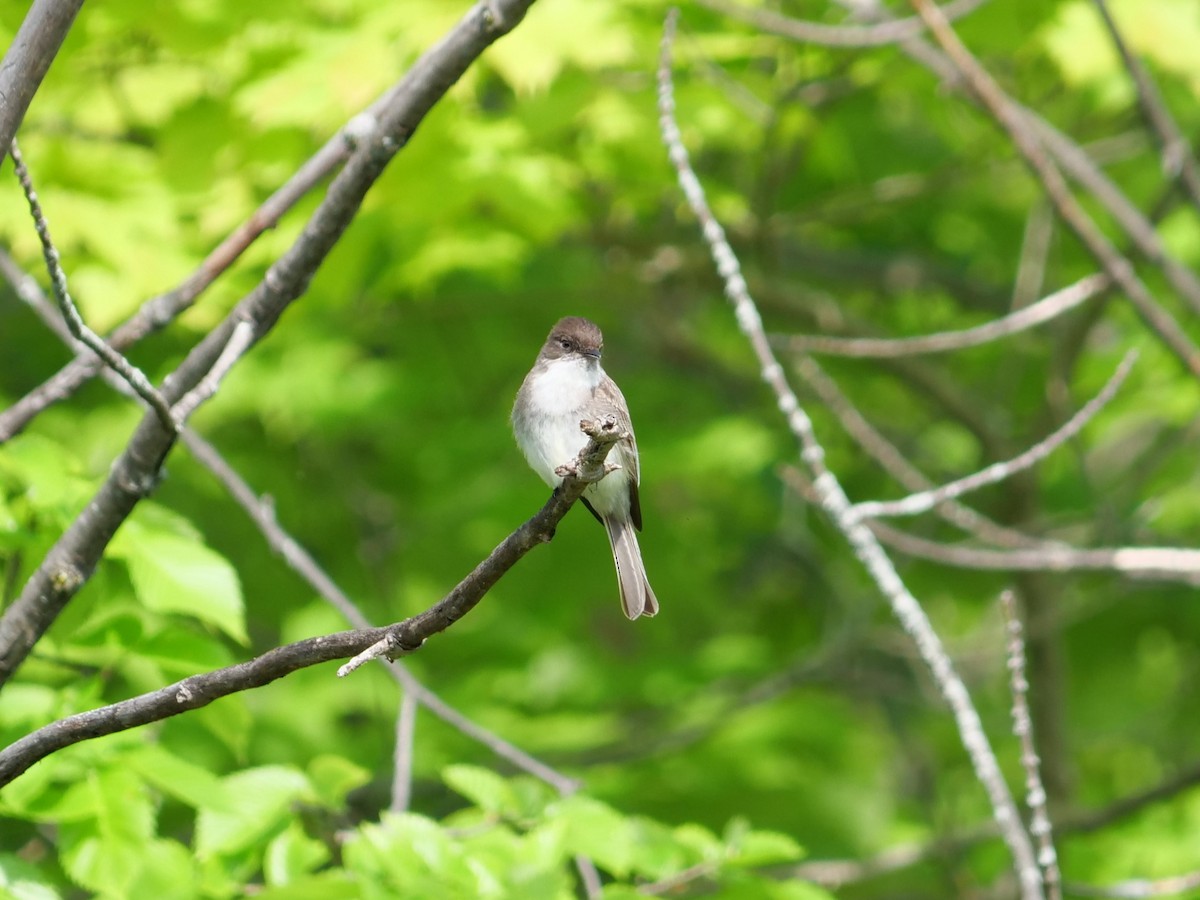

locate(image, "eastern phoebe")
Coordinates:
512 316 659 619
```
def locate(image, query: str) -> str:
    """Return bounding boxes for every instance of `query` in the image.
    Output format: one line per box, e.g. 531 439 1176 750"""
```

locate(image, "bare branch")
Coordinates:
390 691 418 813
794 757 1200 887
696 0 989 48
9 138 177 432
576 856 604 899
1001 591 1061 900
852 350 1136 519
775 273 1108 359
0 429 604 787
0 77 410 444
0 0 83 158
790 358 1045 549
824 0 1200 334
179 429 582 795
658 11 1042 896
907 0 1200 369
866 520 1200 585
169 320 257 422
1092 0 1200 215
0 0 538 689
1066 871 1200 899
1013 201 1055 310
339 416 626 677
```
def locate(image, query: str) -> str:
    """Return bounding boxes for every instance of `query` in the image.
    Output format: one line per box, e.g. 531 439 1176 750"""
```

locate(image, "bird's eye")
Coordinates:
559 339 573 350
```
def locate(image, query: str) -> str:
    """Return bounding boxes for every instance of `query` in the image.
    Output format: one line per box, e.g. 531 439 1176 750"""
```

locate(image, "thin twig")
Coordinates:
791 358 1045 549
775 273 1108 358
658 11 1042 897
180 428 583 796
696 0 990 48
1001 591 1061 900
851 350 1136 519
864 519 1200 584
1066 871 1200 899
0 85 391 444
1091 0 1200 214
9 138 178 432
907 0 1200 376
390 691 418 812
823 0 1200 330
792 757 1200 887
169 320 257 421
1012 201 1055 310
0 0 539 688
0 416 608 787
576 856 604 899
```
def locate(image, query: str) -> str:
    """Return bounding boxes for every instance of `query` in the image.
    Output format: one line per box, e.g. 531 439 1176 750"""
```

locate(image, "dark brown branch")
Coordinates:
0 0 537 689
0 0 83 160
339 415 626 675
0 419 616 787
179 428 583 794
0 242 585 797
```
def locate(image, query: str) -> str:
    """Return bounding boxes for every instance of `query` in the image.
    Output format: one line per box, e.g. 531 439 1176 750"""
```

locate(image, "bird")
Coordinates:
512 316 658 619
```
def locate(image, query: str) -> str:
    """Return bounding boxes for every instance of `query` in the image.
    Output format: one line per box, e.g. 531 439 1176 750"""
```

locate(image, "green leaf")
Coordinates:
195 766 312 859
551 795 634 878
442 764 520 817
124 839 202 900
59 768 156 896
728 829 804 868
264 822 331 886
0 853 61 900
124 744 237 813
109 509 247 643
254 871 361 900
307 754 372 810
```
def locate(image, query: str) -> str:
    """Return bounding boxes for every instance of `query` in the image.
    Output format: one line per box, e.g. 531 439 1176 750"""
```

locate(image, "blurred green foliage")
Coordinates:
2 0 1200 896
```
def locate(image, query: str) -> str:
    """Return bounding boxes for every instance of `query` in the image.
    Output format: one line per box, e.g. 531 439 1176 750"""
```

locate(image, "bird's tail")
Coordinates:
603 516 659 620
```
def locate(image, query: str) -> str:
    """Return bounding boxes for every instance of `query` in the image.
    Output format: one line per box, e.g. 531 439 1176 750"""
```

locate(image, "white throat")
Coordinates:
527 355 603 416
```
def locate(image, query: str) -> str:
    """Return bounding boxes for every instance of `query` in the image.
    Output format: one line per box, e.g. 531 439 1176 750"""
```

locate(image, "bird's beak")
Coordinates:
583 349 601 360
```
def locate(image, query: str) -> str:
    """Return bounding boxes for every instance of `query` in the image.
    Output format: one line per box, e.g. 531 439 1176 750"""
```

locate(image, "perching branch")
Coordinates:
0 418 616 787
339 415 627 676
9 138 177 432
179 428 582 796
0 0 84 160
658 10 1043 897
0 0 538 689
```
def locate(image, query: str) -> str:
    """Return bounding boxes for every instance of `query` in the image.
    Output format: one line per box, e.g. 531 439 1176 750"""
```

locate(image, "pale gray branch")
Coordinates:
852 350 1136 520
658 10 1042 897
776 273 1108 359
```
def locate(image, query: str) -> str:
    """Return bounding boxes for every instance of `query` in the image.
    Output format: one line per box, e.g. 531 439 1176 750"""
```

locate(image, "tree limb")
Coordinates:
0 0 83 160
0 418 616 787
0 0 538 689
658 11 1043 897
